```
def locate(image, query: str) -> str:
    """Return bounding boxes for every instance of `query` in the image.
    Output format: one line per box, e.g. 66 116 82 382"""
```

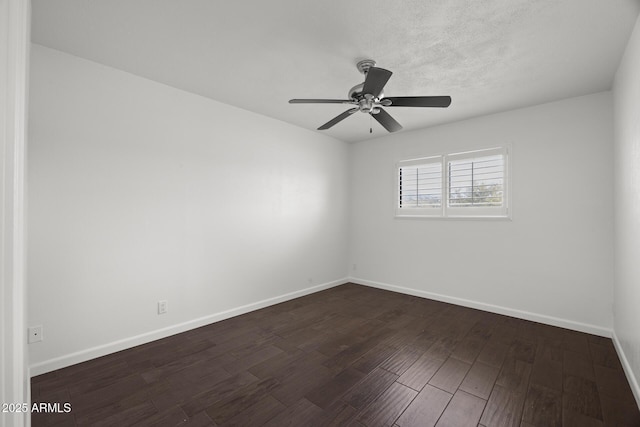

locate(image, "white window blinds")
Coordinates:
398 159 442 210
396 146 509 218
448 154 504 208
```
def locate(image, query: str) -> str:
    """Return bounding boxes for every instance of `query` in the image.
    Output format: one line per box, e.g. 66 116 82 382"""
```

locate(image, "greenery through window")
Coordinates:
448 154 504 207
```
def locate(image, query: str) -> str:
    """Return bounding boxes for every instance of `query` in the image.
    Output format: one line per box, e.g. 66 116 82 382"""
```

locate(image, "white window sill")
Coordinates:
394 214 512 221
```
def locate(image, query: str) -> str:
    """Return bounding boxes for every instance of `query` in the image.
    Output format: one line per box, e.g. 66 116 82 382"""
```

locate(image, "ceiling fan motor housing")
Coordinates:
359 94 379 113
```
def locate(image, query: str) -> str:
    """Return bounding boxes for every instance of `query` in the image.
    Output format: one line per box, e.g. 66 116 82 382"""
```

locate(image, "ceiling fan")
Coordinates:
289 59 451 133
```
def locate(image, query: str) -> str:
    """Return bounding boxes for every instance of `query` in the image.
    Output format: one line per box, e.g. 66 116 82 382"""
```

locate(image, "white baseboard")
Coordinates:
349 277 612 337
612 330 640 408
30 278 347 377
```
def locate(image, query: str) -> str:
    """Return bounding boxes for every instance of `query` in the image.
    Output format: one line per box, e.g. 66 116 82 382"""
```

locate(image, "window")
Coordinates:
396 146 509 218
398 157 442 216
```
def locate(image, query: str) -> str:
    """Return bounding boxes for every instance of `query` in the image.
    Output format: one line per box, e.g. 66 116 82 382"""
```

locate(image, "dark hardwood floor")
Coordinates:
31 283 640 426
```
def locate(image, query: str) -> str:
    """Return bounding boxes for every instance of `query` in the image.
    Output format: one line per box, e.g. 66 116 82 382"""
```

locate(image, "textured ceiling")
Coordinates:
31 0 640 142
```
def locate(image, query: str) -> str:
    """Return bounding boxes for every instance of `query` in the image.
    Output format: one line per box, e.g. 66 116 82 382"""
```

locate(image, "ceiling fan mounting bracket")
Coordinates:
356 59 377 75
351 60 384 104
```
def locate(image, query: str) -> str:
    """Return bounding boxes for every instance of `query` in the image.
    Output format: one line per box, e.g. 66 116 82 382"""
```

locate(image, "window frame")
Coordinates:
396 155 444 217
395 145 511 220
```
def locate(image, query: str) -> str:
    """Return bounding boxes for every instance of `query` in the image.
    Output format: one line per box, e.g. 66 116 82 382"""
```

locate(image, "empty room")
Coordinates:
3 0 640 426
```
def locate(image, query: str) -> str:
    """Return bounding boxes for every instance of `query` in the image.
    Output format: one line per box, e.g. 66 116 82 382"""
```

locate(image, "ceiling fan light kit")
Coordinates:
289 59 451 133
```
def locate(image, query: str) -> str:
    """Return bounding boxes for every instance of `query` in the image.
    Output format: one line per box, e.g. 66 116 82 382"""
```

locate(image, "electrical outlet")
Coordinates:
352 263 357 271
308 278 313 284
28 325 43 343
158 300 168 315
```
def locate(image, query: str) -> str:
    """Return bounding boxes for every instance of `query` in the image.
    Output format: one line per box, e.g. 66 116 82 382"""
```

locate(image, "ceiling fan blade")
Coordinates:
372 108 403 133
318 108 359 130
362 67 392 98
383 96 452 108
289 99 354 104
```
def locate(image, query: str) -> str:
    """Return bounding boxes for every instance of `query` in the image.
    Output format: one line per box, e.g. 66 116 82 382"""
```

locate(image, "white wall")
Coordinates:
27 44 349 374
613 13 640 404
349 92 614 335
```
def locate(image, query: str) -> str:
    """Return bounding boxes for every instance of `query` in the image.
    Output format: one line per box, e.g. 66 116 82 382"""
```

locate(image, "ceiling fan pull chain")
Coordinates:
370 115 373 133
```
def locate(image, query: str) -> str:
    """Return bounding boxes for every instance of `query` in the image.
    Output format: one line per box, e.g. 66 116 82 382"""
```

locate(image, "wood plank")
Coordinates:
380 345 424 375
451 337 486 364
396 384 452 427
459 361 500 399
434 390 486 427
562 332 590 354
70 373 150 416
535 344 563 363
179 371 259 417
262 398 325 427
247 348 306 379
250 349 326 382
218 395 285 427
495 358 531 394
321 401 359 427
165 362 232 393
562 375 602 420
133 406 191 427
589 341 623 370
182 411 216 426
352 343 398 374
466 320 494 341
322 331 392 373
593 364 636 403
476 341 508 368
204 377 279 424
428 357 471 394
316 333 365 358
409 330 439 352
140 350 221 384
529 357 562 391
305 367 365 409
283 327 334 351
271 363 333 406
479 385 525 427
521 384 562 427
82 401 158 427
599 394 640 426
507 339 536 364
424 336 459 360
397 353 445 391
39 360 133 397
342 367 398 410
221 344 283 374
561 410 604 427
356 382 417 427
563 349 595 381
151 366 237 409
